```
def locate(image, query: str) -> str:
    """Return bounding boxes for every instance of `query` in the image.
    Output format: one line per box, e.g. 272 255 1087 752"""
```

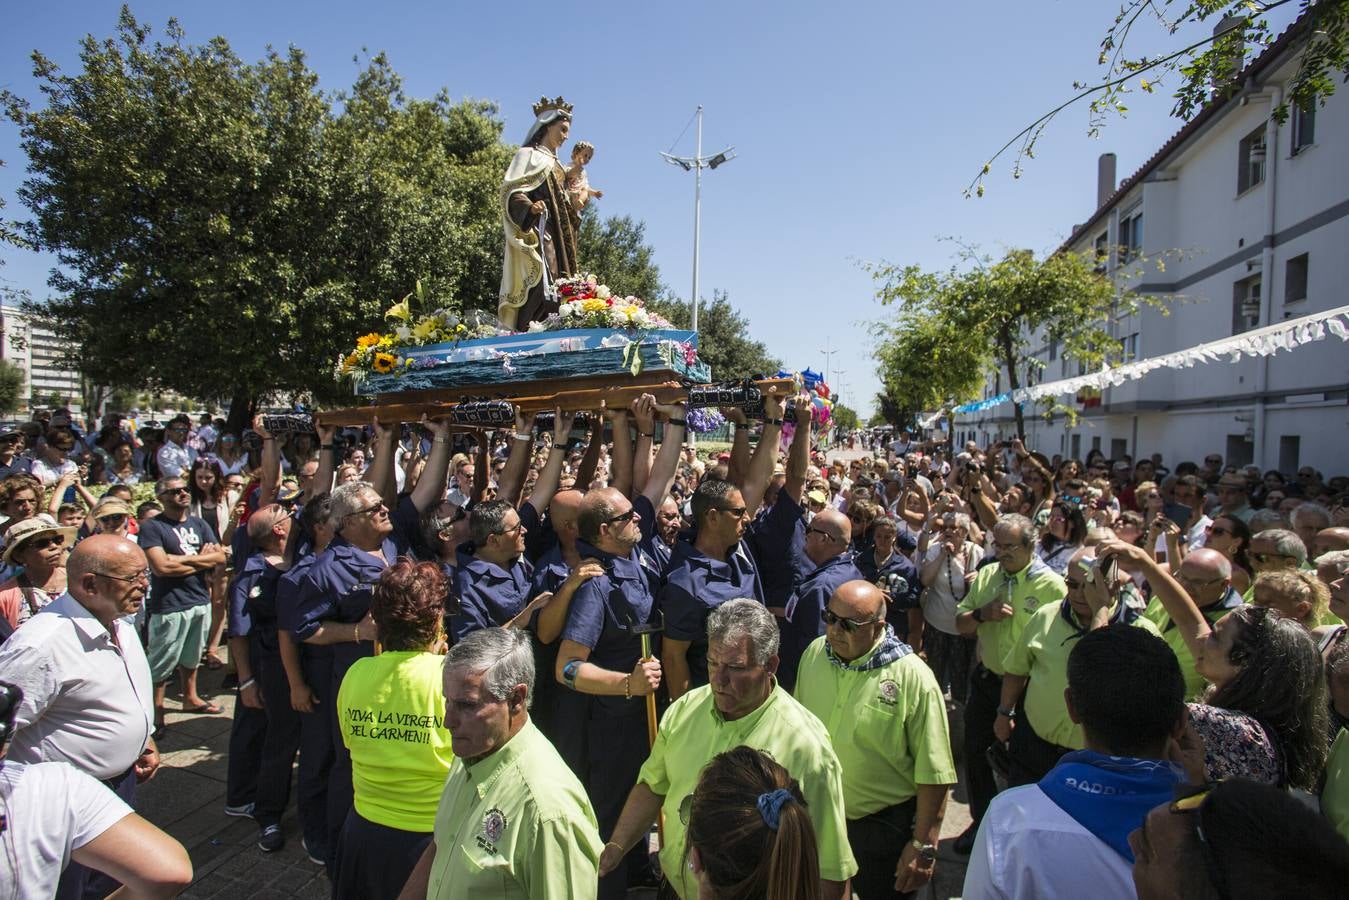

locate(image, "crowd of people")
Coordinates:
0 399 1347 899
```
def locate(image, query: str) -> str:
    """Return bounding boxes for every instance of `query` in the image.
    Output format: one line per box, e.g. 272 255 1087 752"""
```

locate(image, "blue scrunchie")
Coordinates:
756 788 794 831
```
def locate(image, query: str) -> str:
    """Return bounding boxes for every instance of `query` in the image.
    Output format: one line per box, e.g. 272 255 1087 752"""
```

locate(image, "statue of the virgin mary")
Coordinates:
498 96 579 330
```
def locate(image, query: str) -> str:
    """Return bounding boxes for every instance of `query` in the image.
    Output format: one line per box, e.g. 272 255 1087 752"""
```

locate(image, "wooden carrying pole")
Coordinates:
315 377 797 427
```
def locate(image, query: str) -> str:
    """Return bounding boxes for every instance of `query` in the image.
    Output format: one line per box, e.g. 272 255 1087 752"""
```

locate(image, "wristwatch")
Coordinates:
910 838 938 861
971 606 985 623
997 705 1017 719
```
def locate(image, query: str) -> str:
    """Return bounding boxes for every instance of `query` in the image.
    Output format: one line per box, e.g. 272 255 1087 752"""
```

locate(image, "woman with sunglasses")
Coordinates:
1201 515 1252 593
1037 502 1087 576
214 432 248 476
1098 537 1328 791
0 514 74 631
683 745 822 900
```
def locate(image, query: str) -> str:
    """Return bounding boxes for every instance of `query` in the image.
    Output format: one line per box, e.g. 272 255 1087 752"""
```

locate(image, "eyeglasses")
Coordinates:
1251 552 1292 564
821 607 882 632
97 569 151 585
679 792 696 825
1177 571 1224 589
715 505 748 518
26 535 66 551
806 526 840 543
345 501 387 519
1168 783 1232 900
494 520 524 537
605 509 637 526
98 514 128 528
158 486 190 497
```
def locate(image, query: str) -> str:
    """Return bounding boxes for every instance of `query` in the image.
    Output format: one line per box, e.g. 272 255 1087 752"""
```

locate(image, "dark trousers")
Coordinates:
297 653 335 858
1008 713 1072 787
326 668 355 878
554 693 652 900
54 766 136 900
846 798 919 900
924 628 974 706
963 663 1002 827
253 646 302 827
332 808 432 900
226 694 267 809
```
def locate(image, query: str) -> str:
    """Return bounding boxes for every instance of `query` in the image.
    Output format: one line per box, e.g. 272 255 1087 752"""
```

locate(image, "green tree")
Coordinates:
0 360 24 415
971 1 1348 195
650 291 781 381
4 10 511 434
576 206 665 302
831 402 860 431
871 300 987 431
870 246 1158 439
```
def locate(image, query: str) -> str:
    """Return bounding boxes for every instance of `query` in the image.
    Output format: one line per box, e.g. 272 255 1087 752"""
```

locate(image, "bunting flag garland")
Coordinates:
917 304 1349 426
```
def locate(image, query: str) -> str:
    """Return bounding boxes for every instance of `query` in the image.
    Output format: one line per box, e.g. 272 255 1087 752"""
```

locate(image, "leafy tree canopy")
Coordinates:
869 244 1166 437
831 402 860 432
0 359 24 415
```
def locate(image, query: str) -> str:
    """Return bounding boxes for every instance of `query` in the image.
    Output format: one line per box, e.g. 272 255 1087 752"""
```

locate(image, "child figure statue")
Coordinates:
565 141 604 210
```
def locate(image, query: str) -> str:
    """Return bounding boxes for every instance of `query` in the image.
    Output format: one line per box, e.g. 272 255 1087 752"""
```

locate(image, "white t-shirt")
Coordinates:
920 541 984 635
28 456 76 488
964 784 1135 900
0 761 133 900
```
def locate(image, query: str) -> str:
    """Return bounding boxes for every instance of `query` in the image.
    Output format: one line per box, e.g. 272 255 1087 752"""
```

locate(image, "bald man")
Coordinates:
0 535 162 899
780 509 865 691
796 580 955 897
1143 547 1242 699
1314 527 1349 560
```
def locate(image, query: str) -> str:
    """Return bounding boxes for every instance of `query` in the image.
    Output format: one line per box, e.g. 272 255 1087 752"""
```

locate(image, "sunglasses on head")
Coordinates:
1169 783 1232 900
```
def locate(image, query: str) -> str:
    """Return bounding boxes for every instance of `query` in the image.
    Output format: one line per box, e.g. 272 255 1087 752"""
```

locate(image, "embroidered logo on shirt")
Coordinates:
878 679 899 706
478 807 508 850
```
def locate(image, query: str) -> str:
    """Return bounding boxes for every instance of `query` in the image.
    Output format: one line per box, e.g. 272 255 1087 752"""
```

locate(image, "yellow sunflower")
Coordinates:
356 332 382 350
341 352 360 372
372 352 397 373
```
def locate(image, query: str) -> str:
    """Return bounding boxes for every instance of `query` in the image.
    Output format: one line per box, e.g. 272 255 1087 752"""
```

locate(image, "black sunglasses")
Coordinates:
821 607 882 632
27 535 66 551
605 509 637 526
1169 783 1232 900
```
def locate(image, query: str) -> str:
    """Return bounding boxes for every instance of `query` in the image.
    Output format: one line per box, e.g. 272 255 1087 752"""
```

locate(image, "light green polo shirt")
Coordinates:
338 650 455 832
638 683 858 898
1323 727 1349 843
1003 601 1161 749
956 558 1066 676
426 719 602 900
795 636 957 819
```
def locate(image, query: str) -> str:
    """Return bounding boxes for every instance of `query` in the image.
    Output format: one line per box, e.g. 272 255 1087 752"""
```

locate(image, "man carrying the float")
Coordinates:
499 96 580 331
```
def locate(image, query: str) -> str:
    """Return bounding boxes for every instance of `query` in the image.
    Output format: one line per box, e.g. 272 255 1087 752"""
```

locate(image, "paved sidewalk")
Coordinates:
140 639 974 898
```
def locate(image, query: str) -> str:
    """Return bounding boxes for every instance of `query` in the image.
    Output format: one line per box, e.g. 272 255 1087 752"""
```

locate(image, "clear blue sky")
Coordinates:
0 1 1298 416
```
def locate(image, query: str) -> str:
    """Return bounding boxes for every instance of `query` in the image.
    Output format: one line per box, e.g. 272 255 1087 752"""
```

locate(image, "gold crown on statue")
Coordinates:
532 96 574 117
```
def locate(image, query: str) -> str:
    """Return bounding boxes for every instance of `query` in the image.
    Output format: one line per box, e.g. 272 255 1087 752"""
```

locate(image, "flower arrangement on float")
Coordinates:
337 283 509 380
526 274 673 333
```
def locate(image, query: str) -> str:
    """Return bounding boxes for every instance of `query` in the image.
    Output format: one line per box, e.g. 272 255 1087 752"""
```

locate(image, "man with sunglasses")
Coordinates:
796 580 955 898
779 509 864 692
140 476 229 733
966 625 1191 900
996 548 1161 786
155 414 196 479
554 486 664 899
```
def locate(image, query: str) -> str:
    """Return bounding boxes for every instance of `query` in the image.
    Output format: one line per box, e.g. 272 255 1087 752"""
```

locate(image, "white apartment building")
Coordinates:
954 15 1349 476
0 304 82 411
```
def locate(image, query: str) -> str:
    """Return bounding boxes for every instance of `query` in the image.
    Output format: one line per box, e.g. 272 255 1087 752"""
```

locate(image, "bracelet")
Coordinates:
513 431 533 442
562 659 581 690
354 624 361 642
666 418 687 428
765 417 784 426
239 678 256 691
624 673 632 700
997 705 1017 719
971 606 984 623
637 431 654 438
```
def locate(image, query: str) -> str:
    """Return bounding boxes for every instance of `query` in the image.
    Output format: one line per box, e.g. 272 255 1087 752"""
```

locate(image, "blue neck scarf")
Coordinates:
1037 750 1186 863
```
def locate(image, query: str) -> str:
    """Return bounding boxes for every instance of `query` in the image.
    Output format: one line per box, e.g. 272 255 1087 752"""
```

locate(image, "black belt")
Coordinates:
972 662 1002 682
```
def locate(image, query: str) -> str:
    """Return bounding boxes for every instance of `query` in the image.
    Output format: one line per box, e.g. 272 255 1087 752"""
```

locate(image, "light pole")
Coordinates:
819 338 839 392
662 106 735 332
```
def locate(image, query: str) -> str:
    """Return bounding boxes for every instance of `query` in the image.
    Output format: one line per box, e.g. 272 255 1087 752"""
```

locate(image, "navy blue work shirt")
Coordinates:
779 551 866 691
291 531 405 677
228 551 288 655
559 539 658 716
659 537 765 690
451 550 535 642
747 493 810 611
